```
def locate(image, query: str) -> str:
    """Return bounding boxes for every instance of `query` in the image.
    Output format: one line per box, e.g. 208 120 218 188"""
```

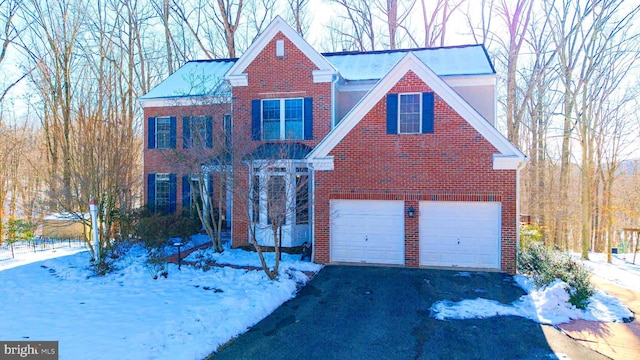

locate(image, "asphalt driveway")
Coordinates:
210 266 607 360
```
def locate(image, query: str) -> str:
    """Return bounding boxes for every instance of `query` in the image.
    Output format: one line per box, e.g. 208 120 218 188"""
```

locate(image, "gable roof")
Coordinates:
140 59 235 103
224 16 337 85
324 44 495 81
307 52 527 170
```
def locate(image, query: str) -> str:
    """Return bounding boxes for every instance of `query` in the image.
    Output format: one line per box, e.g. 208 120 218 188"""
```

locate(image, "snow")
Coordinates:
140 60 235 100
581 252 640 292
325 45 494 81
0 246 88 271
43 212 89 221
431 270 635 325
0 240 322 360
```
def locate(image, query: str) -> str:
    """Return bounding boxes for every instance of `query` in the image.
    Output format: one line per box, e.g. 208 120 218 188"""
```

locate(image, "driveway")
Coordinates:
210 266 607 360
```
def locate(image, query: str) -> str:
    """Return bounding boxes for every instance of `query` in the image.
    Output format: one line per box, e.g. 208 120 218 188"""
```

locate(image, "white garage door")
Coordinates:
331 200 405 265
420 201 501 269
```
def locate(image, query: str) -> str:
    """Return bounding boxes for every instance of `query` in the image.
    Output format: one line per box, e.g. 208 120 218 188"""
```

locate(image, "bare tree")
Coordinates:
331 0 376 51
235 143 310 280
417 0 463 48
286 0 308 36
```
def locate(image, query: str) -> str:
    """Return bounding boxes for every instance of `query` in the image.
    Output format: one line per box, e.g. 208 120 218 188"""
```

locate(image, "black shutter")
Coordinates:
169 174 177 214
182 175 191 208
169 117 177 148
206 116 213 148
183 117 190 149
386 94 398 134
422 92 434 134
251 100 261 140
147 174 156 210
148 117 156 149
304 97 313 140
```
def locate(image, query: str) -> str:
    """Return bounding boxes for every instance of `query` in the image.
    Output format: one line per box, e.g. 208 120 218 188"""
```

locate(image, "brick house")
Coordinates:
140 17 527 273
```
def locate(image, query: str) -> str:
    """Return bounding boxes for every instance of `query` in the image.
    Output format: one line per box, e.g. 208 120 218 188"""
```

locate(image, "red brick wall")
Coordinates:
143 103 231 211
313 71 518 273
230 32 332 247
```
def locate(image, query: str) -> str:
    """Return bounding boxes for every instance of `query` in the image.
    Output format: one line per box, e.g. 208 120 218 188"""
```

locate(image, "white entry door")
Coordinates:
330 200 405 265
420 201 501 269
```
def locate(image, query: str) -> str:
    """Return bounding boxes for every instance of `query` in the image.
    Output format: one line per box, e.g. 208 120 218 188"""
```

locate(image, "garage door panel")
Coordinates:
420 201 501 269
331 200 404 265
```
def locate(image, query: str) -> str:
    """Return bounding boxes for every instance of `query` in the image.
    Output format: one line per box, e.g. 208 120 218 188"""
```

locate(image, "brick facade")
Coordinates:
230 33 332 247
141 19 523 274
143 103 230 211
313 71 518 273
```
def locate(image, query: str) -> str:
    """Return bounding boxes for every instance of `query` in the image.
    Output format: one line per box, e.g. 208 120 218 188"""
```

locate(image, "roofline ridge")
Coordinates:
322 44 485 57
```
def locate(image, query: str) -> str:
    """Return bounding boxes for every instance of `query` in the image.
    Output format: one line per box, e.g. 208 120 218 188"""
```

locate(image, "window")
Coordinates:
262 99 303 140
295 173 309 224
252 98 312 140
156 117 171 148
386 92 434 134
155 173 170 213
183 116 212 149
267 175 287 225
399 93 421 133
148 116 176 149
182 175 202 211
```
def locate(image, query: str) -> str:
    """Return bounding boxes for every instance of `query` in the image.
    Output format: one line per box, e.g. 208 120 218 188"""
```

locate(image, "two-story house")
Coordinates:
139 17 527 274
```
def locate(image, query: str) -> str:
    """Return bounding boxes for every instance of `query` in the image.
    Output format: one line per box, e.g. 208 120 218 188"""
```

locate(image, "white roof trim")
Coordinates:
139 95 232 108
493 155 528 170
224 16 337 86
227 74 248 87
308 156 334 170
443 74 496 87
308 52 526 163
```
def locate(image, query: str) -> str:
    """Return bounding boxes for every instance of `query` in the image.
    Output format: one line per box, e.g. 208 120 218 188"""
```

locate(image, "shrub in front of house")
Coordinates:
518 241 594 309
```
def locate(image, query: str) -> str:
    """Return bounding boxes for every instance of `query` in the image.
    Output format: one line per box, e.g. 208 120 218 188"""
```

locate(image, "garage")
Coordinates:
330 200 405 265
420 201 501 269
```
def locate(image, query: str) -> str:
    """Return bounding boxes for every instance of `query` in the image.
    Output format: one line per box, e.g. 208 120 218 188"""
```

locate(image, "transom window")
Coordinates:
399 93 421 134
155 173 170 213
262 98 304 140
155 117 171 149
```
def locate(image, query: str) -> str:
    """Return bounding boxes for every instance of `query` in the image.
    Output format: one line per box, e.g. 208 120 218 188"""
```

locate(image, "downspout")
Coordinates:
331 74 339 128
516 161 527 252
309 163 315 262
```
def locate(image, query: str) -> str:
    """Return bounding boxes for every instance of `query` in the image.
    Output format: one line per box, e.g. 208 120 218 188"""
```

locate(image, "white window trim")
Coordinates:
249 161 309 227
261 98 305 140
155 173 170 210
155 116 172 149
398 93 422 134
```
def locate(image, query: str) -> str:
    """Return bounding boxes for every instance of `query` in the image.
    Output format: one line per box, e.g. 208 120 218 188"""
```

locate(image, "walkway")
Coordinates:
557 275 640 360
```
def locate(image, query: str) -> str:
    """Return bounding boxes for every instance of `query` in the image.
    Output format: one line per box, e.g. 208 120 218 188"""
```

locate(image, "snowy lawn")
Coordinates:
581 252 640 292
0 241 322 360
431 253 638 325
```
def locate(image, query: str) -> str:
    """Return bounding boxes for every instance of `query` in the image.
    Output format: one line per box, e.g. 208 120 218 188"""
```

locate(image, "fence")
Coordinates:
0 238 88 261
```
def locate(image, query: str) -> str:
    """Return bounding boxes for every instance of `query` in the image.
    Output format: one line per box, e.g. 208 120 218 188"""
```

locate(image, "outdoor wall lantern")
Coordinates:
407 206 415 218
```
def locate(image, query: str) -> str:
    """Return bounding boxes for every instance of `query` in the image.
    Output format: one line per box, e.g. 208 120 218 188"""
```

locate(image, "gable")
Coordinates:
225 16 336 86
307 52 527 170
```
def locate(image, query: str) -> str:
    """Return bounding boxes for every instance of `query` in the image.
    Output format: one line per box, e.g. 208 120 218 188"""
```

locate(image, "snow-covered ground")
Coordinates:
582 252 640 292
0 239 321 360
0 246 89 271
2 242 638 359
431 252 638 325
